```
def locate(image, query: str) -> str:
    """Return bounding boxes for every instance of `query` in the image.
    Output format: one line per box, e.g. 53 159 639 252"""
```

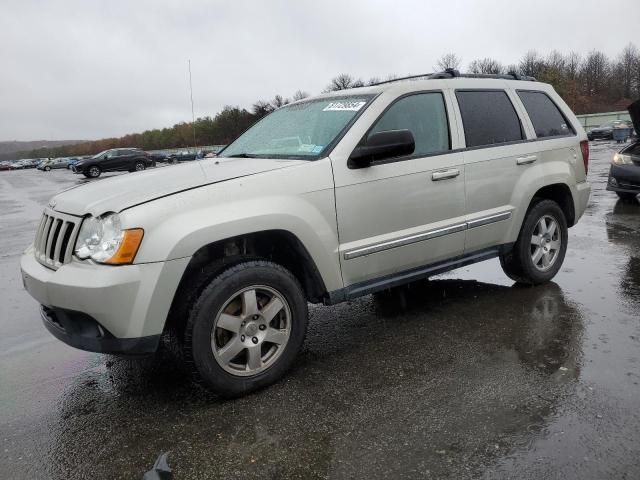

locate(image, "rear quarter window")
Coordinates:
456 90 524 148
517 91 575 138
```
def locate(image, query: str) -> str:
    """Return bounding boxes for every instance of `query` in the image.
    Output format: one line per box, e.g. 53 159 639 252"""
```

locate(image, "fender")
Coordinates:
504 158 575 243
120 160 344 293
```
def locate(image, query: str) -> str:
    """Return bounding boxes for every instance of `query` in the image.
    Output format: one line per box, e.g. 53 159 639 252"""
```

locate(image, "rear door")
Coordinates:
331 90 467 288
514 89 580 178
452 88 533 253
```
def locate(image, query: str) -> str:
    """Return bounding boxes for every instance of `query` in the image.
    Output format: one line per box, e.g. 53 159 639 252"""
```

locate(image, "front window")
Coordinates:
220 95 373 159
92 150 109 159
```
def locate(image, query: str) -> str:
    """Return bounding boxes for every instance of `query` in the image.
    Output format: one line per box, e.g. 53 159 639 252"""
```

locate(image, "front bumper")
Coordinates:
607 164 640 193
41 305 160 354
20 247 190 353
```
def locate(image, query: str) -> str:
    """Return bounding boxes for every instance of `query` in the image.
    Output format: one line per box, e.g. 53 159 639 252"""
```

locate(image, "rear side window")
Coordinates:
517 91 574 138
369 92 450 157
456 90 523 148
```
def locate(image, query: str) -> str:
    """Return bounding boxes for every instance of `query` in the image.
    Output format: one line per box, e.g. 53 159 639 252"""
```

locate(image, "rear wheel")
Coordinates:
616 192 637 201
183 260 308 397
44 166 51 172
500 200 568 285
134 161 146 172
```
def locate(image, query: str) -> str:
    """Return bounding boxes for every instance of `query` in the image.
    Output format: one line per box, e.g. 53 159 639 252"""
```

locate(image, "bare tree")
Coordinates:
468 58 504 74
565 52 581 80
546 51 566 73
271 95 290 109
581 50 610 97
324 74 365 92
292 90 309 101
436 53 461 71
367 76 381 85
617 43 639 98
519 51 544 78
251 100 273 118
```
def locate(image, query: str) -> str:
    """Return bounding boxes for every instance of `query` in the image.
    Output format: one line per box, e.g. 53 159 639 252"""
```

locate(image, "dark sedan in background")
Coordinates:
72 148 154 178
588 119 634 141
607 100 640 201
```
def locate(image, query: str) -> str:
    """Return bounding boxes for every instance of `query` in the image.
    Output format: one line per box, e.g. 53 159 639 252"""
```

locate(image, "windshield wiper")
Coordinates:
225 153 258 158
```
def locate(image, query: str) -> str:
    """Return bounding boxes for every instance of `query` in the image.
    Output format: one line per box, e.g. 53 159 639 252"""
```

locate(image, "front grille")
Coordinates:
33 209 82 269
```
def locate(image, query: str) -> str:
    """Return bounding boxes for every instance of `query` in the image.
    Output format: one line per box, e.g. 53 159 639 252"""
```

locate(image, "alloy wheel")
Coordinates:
211 285 291 376
530 214 561 272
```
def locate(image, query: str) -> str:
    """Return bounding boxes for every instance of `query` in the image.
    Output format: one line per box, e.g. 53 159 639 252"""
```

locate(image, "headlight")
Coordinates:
74 213 143 264
612 153 632 165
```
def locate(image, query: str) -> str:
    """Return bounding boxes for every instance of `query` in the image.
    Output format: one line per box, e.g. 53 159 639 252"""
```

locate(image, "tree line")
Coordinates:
23 43 639 159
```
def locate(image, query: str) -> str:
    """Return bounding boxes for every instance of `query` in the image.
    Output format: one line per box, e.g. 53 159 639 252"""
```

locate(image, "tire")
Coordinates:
134 161 146 172
87 166 101 178
500 199 568 285
616 192 637 201
44 166 51 172
183 260 308 397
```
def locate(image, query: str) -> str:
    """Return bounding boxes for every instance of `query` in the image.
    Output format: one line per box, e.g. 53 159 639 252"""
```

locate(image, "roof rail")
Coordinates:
370 70 536 86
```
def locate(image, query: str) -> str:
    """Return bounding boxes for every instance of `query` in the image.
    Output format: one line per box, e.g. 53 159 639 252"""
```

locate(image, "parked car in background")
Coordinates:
66 157 82 169
146 152 166 164
166 151 197 163
18 159 42 169
72 148 154 178
0 161 15 171
607 100 640 201
588 119 634 141
13 160 28 169
37 158 69 171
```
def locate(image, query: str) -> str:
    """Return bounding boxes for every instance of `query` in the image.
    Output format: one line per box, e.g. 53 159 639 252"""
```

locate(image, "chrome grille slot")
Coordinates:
33 209 81 269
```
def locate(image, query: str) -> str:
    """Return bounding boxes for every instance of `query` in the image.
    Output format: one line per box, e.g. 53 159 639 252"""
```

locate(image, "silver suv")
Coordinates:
21 71 591 397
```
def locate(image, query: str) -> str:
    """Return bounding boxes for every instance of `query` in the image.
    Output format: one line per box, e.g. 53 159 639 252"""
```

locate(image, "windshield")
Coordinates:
91 150 109 159
220 95 373 159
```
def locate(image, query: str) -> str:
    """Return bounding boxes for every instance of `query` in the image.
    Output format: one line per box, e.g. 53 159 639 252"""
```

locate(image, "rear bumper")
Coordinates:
41 305 160 354
573 181 591 223
607 164 640 193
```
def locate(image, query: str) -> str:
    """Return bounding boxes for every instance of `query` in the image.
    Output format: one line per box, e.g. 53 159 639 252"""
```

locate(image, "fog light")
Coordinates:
609 177 618 186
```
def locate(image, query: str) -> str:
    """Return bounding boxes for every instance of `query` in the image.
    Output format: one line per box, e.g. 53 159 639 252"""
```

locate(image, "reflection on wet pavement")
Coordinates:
1 144 640 479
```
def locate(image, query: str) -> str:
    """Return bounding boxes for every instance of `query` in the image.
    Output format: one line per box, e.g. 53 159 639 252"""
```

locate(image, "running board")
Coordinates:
326 247 503 304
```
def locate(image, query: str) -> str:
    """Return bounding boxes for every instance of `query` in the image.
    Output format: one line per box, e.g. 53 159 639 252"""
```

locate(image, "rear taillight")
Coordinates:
580 140 589 174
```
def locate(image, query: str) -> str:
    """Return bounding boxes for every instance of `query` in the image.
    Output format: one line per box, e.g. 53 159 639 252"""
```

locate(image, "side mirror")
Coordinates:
348 129 415 168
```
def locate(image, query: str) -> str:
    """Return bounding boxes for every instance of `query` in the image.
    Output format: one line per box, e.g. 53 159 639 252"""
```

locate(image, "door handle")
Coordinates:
431 168 460 181
516 155 537 165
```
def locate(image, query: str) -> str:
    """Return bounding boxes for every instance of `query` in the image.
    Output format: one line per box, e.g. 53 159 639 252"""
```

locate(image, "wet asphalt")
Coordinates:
1 146 639 479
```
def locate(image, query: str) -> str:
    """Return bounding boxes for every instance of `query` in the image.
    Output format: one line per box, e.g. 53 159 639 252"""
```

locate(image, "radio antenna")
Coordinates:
188 59 207 175
188 59 197 149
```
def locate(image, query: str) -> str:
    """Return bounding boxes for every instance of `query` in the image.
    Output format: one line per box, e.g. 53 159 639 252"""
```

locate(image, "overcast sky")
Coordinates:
1 0 638 141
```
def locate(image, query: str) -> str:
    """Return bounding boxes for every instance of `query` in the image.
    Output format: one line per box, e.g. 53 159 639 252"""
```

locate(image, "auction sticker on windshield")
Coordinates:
323 101 367 112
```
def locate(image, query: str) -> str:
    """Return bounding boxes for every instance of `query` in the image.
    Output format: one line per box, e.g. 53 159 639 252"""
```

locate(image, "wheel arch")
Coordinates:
529 183 576 227
164 229 328 336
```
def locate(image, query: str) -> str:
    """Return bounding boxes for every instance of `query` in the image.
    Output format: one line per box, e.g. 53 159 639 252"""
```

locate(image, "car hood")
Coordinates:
50 157 306 217
628 99 640 135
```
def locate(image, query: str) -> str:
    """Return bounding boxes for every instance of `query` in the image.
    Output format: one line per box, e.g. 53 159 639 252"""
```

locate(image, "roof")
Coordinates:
315 69 541 99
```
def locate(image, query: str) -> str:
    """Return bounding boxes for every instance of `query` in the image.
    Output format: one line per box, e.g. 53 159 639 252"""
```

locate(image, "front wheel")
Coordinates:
86 165 101 178
500 199 568 285
184 260 308 397
44 166 51 171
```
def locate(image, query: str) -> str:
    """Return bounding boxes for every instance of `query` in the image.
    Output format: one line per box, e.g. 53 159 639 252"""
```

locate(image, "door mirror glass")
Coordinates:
348 129 415 168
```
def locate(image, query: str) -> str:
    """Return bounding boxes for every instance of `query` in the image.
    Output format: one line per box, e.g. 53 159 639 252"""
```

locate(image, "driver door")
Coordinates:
331 90 467 289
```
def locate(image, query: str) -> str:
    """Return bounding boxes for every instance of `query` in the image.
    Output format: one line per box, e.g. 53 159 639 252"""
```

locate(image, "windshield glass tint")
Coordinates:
220 96 372 159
